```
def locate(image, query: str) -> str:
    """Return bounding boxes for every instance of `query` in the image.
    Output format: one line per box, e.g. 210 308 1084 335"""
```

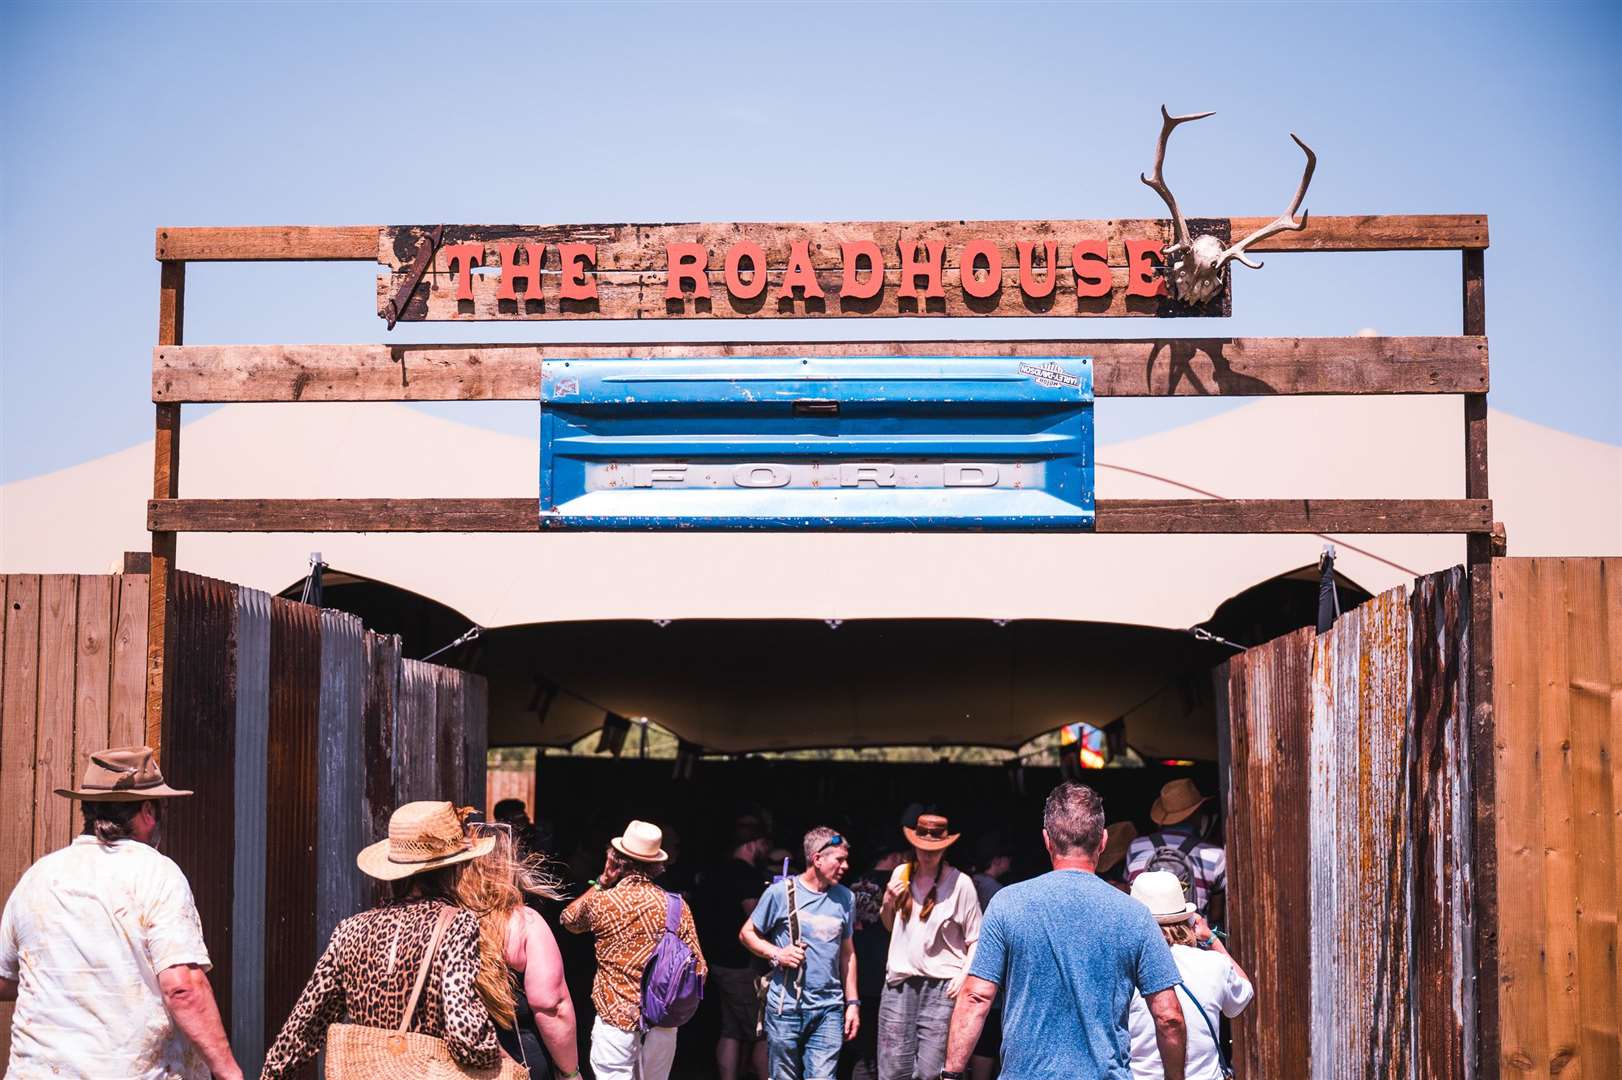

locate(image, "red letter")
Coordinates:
559 243 597 300
496 242 546 302
724 241 767 299
840 241 883 299
778 239 824 299
960 239 1002 299
441 243 483 302
1125 239 1166 298
665 243 710 299
898 237 945 298
1018 240 1058 298
1071 239 1112 299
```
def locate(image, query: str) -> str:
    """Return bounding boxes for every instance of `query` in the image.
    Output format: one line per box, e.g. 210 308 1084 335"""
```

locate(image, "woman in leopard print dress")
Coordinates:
261 802 507 1079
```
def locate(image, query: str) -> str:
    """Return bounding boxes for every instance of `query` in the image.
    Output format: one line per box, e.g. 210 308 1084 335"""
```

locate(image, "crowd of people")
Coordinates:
0 744 1252 1080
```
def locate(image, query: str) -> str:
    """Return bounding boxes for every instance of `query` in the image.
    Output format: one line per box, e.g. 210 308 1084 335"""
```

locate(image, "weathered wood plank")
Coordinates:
379 265 1229 321
110 574 150 748
153 337 1489 402
149 262 183 752
1567 559 1620 1076
1493 559 1551 1075
1535 561 1582 1075
2 576 41 893
147 497 1494 534
156 225 379 261
152 215 1488 264
0 576 10 1067
33 576 78 856
72 576 114 804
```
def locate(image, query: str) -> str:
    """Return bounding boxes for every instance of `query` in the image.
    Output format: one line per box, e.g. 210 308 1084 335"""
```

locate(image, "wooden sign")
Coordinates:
377 220 1235 322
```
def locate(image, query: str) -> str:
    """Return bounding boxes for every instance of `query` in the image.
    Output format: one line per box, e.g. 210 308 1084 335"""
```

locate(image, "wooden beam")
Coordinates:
155 226 378 261
153 336 1488 403
150 215 1488 264
147 497 1494 534
1462 247 1500 1076
147 261 183 752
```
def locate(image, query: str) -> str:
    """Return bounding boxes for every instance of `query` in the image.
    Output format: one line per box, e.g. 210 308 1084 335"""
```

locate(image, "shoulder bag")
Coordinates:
1175 980 1234 1080
326 905 527 1079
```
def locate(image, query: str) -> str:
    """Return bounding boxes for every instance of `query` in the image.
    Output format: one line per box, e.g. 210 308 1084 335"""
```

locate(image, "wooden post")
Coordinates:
1463 248 1499 1079
146 261 184 751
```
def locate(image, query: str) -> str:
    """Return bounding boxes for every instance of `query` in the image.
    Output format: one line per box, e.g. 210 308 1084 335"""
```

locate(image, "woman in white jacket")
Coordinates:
1125 870 1253 1080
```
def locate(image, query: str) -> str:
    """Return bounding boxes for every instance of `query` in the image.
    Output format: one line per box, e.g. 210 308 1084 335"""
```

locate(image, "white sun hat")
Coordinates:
1130 870 1197 925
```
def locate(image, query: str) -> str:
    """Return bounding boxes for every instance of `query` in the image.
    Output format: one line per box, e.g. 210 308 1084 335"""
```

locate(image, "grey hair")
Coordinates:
803 825 845 862
1043 782 1106 857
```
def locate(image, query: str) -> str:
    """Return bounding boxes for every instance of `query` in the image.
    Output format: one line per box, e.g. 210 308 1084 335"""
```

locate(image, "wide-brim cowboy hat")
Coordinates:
610 819 670 863
356 801 496 882
55 746 193 802
1150 778 1212 827
902 812 961 853
1097 821 1139 875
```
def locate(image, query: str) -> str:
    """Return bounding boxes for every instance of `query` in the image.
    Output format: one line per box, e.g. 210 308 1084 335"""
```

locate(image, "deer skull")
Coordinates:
1141 106 1317 305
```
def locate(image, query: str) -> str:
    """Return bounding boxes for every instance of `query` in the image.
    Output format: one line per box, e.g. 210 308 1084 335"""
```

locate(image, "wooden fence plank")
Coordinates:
1566 559 1620 1076
33 576 77 857
72 576 114 801
110 574 150 747
0 576 9 1066
153 337 1489 403
1535 562 1582 1076
2 576 41 889
1609 560 1622 1052
1493 559 1549 1075
146 497 1494 535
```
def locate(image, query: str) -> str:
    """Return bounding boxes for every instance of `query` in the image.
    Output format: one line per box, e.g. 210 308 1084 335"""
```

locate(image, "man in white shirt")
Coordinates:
0 746 243 1080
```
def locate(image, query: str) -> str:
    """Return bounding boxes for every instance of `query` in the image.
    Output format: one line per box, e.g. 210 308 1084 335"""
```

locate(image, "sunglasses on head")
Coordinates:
817 833 847 854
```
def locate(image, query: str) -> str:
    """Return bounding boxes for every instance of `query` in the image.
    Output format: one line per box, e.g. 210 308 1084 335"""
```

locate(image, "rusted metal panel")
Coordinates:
230 585 271 1077
1309 586 1413 1078
394 658 438 802
360 633 400 841
160 571 239 1029
264 596 320 1058
463 673 490 813
316 610 366 954
1222 627 1314 1079
1409 567 1475 1079
435 667 466 804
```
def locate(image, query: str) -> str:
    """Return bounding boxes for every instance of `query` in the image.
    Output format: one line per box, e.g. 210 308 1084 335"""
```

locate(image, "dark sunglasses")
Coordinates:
912 826 948 839
817 833 848 854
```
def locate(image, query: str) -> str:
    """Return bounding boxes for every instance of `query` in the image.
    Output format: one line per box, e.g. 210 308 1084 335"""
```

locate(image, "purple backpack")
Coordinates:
640 891 704 1030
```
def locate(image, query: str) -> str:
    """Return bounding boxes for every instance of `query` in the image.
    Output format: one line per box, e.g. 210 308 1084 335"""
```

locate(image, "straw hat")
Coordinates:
1131 870 1197 925
1150 778 1211 826
55 746 192 801
1097 821 1138 874
356 801 496 882
610 820 670 863
903 813 961 853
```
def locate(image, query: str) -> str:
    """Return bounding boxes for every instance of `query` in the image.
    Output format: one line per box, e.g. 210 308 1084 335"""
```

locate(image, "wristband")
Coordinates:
845 998 860 1007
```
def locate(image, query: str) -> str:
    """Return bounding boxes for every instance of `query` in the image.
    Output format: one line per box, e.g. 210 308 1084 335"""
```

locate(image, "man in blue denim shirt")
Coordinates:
740 826 859 1080
939 784 1188 1080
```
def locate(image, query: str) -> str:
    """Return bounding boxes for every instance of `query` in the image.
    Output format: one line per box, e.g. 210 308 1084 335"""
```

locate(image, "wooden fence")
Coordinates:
0 573 150 1063
1493 557 1620 1079
0 571 487 1078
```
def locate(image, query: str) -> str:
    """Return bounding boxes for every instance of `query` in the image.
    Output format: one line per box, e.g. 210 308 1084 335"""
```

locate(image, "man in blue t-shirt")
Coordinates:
940 783 1188 1080
740 826 859 1080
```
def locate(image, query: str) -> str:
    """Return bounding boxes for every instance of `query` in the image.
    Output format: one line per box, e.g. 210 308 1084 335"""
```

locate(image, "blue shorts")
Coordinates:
763 1000 844 1080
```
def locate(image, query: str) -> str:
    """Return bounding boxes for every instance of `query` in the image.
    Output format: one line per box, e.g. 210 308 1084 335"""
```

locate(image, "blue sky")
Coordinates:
2 0 1618 483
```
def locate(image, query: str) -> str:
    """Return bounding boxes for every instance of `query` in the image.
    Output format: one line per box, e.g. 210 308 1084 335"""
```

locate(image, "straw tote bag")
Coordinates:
326 905 526 1080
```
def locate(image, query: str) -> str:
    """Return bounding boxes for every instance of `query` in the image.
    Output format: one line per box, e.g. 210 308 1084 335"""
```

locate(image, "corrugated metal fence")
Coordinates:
0 571 487 1078
1220 567 1475 1078
156 570 490 1077
0 573 151 1065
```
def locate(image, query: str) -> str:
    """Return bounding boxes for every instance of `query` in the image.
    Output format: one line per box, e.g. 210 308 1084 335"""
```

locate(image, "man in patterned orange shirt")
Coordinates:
562 819 707 1080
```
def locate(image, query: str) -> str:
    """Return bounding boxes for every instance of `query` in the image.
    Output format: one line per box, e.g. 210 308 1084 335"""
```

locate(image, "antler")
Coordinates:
1219 134 1317 270
1141 105 1215 254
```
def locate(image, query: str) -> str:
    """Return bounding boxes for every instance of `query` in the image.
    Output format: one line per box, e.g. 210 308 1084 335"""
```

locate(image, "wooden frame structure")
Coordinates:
144 214 1498 1072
